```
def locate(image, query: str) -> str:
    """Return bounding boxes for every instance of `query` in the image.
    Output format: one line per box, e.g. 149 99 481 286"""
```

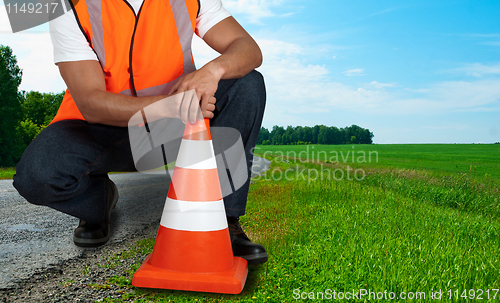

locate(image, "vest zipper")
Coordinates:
123 0 145 97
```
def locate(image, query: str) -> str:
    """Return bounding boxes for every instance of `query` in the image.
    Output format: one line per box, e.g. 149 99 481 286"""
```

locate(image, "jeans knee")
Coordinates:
13 170 46 206
13 153 60 206
241 70 266 111
245 70 265 92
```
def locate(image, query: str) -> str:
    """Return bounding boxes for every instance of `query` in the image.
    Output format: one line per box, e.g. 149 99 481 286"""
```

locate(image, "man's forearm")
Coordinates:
79 90 167 127
58 60 169 128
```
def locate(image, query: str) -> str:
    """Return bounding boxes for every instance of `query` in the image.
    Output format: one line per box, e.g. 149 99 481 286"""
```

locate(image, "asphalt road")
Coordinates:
0 156 270 289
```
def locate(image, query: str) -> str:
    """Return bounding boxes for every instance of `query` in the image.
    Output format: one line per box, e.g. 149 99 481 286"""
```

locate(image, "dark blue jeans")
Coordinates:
13 71 266 224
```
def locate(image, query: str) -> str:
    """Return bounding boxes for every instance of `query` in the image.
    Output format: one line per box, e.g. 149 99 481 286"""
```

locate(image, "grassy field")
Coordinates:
75 143 500 302
255 143 500 179
0 167 16 180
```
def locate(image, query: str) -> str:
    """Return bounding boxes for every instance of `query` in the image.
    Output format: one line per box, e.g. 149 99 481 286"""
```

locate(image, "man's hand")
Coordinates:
169 65 220 120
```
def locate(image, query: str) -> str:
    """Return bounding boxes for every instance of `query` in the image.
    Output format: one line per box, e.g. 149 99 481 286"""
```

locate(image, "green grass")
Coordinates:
96 145 500 302
255 143 500 179
0 163 174 180
0 167 16 180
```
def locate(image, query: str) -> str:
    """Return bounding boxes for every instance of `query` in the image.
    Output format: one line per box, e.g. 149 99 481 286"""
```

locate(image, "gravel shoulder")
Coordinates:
0 172 170 290
0 224 158 303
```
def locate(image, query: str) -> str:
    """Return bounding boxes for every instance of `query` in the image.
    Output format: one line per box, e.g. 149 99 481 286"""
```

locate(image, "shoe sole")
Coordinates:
73 179 118 248
237 252 268 265
73 231 110 247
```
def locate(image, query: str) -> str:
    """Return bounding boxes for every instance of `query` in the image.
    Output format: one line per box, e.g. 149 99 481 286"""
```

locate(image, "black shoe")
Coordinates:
73 179 118 247
228 217 268 265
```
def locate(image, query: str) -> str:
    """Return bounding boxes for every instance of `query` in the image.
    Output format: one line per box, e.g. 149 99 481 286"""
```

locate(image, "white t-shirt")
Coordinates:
49 0 231 64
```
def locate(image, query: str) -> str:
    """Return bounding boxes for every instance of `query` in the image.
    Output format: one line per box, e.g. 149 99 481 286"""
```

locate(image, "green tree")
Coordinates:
257 127 270 145
329 126 341 144
318 125 329 144
17 119 43 147
302 126 313 144
0 45 24 167
359 128 374 144
312 125 320 144
257 123 374 145
283 125 294 145
270 125 285 145
21 91 46 125
345 124 374 144
339 127 348 144
17 90 64 144
21 90 64 125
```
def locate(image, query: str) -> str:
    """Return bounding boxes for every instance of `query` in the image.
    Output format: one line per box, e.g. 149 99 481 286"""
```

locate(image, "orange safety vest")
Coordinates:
51 0 199 124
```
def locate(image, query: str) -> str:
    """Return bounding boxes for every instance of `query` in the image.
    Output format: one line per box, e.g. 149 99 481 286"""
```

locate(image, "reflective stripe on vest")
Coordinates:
50 0 199 124
87 0 105 68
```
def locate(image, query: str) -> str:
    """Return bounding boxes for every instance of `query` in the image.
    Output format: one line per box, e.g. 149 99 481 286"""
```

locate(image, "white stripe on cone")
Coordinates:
160 198 228 231
175 139 217 169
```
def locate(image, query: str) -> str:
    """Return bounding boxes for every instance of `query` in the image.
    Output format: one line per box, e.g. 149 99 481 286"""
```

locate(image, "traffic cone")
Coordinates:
132 118 248 294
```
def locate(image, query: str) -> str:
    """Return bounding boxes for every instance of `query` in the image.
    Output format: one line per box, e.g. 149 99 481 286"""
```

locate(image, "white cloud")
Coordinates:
369 81 397 88
0 1 65 93
343 68 364 77
1 31 66 93
431 80 500 110
222 0 282 24
250 39 500 122
257 39 302 60
380 79 500 115
405 88 432 93
0 4 14 33
453 62 500 77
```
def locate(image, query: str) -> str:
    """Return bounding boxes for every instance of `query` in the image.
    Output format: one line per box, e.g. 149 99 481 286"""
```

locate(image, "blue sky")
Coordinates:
1 0 499 143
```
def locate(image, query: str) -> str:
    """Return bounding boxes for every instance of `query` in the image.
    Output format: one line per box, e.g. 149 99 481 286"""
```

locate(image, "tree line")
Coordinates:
1 45 64 167
257 124 374 145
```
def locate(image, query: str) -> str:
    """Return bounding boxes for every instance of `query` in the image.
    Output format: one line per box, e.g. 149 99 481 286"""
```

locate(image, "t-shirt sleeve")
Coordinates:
49 11 98 64
196 0 232 39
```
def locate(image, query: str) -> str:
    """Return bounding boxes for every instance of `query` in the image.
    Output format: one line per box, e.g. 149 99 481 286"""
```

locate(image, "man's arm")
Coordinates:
57 60 215 127
202 16 263 79
58 60 163 126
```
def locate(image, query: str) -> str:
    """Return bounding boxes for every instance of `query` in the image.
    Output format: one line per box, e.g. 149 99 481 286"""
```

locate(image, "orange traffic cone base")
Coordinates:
132 255 248 294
